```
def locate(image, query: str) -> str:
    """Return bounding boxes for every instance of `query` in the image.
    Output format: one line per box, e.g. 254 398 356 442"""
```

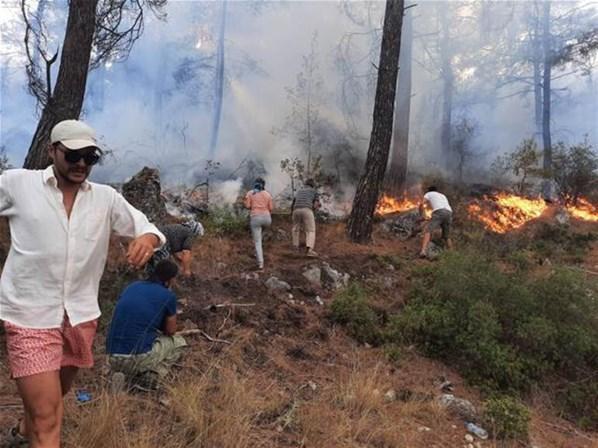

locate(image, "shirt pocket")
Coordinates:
84 211 109 241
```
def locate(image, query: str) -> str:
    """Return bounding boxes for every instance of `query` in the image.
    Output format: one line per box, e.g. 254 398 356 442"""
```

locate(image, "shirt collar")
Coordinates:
43 165 92 192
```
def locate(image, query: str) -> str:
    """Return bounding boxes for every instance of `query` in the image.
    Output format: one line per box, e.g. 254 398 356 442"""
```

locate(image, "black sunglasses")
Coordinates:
56 145 101 166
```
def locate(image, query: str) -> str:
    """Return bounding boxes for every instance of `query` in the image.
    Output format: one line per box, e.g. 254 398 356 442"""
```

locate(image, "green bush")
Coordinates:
483 396 530 440
204 205 248 237
387 251 598 427
330 283 381 345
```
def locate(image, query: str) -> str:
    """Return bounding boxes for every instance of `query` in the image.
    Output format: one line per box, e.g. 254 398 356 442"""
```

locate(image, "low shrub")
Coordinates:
387 251 598 428
204 205 248 237
330 283 382 345
483 396 530 440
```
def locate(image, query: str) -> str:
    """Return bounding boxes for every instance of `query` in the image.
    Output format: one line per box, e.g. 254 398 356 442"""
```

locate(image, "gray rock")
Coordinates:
302 266 322 287
314 295 324 306
265 276 291 291
321 262 350 290
438 394 477 421
465 434 474 443
122 167 168 224
425 241 443 260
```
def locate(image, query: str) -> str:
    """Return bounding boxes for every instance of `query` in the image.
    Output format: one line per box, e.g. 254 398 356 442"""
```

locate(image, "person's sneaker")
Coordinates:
110 371 127 394
306 249 318 258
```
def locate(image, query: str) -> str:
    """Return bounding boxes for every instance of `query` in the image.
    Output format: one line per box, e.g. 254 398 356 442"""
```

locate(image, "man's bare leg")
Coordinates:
420 231 431 256
16 371 63 448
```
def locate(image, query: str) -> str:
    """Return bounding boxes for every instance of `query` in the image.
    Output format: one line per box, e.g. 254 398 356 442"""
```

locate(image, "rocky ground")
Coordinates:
0 213 597 447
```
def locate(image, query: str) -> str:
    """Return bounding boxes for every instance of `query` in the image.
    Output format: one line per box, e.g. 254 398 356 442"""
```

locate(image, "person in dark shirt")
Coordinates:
107 260 187 381
147 219 204 277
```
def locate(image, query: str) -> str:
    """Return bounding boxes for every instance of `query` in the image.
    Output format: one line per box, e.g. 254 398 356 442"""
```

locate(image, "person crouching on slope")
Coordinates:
106 260 187 388
419 185 453 257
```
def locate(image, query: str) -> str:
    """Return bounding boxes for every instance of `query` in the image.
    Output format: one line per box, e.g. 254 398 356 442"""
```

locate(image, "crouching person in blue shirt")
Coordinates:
106 259 187 387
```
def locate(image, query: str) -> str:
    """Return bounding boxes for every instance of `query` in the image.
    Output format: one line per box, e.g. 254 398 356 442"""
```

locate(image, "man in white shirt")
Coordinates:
419 186 453 257
0 120 165 448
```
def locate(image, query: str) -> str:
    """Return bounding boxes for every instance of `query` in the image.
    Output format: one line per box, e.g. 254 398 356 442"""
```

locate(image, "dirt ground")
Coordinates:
0 213 597 447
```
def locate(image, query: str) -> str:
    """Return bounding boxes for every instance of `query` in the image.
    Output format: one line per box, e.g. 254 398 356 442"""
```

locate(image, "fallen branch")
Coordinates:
564 265 598 276
204 302 256 310
178 329 231 344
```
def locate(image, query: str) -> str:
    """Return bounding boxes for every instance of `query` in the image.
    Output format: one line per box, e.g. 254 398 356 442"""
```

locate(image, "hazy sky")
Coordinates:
0 1 596 192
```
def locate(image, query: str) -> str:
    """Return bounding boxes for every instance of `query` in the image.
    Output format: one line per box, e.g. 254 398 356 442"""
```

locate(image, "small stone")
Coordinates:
302 266 322 287
364 342 372 349
386 264 395 271
384 389 396 402
466 444 474 448
474 442 482 448
417 426 431 432
288 293 294 299
307 381 317 391
265 276 291 291
216 262 227 270
451 425 457 429
465 434 474 443
314 295 324 306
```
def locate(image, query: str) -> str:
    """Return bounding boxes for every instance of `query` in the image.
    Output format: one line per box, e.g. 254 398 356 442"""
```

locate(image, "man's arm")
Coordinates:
110 191 166 268
419 197 428 217
163 315 177 336
177 250 193 277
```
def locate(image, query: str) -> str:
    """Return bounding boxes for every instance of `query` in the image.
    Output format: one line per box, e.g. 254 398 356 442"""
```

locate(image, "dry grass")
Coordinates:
296 360 451 447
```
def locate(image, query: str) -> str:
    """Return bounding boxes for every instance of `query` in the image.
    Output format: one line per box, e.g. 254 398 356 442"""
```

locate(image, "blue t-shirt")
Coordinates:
106 280 177 355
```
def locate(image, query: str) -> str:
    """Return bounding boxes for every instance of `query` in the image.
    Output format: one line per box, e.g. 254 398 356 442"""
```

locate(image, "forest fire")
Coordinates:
376 194 420 215
566 198 598 222
467 193 548 233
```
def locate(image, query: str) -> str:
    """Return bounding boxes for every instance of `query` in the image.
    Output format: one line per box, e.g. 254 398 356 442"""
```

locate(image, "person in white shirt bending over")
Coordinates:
0 120 165 448
419 186 453 257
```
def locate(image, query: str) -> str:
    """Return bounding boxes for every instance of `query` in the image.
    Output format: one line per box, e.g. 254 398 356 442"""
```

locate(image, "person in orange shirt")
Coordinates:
243 178 273 270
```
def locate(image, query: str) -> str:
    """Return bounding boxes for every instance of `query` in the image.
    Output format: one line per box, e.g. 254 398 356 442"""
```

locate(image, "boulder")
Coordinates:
438 394 477 421
321 262 350 290
265 276 291 291
122 167 168 224
302 266 322 287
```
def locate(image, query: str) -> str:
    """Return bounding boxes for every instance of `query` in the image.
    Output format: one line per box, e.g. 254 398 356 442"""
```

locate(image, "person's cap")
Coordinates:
50 120 100 151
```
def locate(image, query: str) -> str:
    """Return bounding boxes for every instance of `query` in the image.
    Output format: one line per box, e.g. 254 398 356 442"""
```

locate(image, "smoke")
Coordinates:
213 178 243 205
0 0 596 192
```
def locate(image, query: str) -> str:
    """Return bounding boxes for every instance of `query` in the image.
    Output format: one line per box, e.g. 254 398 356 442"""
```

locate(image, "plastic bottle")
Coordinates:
465 422 488 440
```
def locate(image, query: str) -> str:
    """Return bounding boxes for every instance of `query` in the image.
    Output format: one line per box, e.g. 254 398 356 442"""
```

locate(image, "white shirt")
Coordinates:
424 191 452 212
0 166 166 329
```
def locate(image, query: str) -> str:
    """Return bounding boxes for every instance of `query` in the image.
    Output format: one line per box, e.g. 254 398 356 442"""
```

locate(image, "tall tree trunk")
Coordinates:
541 0 552 174
438 3 453 173
347 0 404 243
23 0 98 169
209 0 227 158
387 2 413 193
532 4 543 140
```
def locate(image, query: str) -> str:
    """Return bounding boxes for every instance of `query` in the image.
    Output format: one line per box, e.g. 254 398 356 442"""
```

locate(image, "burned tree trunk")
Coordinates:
23 0 98 169
387 2 413 193
347 0 404 243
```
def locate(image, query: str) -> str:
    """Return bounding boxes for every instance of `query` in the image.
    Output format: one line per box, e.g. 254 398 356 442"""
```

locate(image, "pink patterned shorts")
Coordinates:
4 317 98 379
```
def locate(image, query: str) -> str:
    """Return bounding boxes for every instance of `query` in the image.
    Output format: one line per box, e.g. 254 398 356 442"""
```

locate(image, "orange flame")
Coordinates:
468 193 547 233
566 198 598 222
376 194 420 215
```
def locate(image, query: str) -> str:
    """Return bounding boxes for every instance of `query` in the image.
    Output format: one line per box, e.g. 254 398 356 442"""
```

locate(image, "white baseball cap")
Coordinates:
50 120 100 151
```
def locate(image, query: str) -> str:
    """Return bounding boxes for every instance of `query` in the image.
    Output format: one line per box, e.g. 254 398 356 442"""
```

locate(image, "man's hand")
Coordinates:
127 233 160 268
